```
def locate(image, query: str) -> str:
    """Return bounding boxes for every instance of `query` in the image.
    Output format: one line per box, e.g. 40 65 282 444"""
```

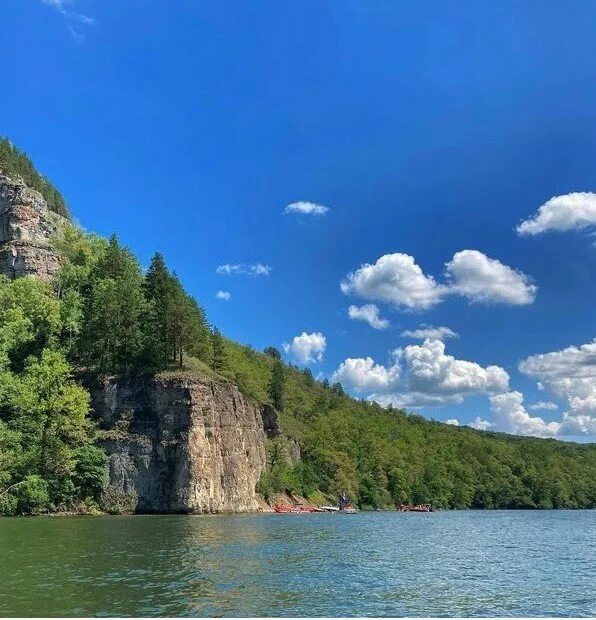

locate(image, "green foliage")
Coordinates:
72 445 108 501
256 437 305 499
0 276 105 515
268 359 285 411
211 328 227 373
144 253 211 368
0 137 69 218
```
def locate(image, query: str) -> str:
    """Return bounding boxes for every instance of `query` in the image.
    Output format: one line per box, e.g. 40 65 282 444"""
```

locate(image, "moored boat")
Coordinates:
397 503 434 512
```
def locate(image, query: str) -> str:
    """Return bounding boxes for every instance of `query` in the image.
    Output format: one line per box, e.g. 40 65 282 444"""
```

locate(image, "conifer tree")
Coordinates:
82 235 147 373
268 359 285 412
211 327 226 372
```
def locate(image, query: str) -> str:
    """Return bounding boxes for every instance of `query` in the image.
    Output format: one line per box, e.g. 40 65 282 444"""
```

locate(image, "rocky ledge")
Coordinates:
93 373 279 514
0 173 65 280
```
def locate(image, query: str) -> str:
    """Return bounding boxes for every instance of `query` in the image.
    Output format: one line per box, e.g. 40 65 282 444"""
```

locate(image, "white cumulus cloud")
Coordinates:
445 250 537 305
348 304 390 330
341 250 536 310
283 332 327 365
519 340 596 437
341 253 445 310
400 325 458 340
517 192 596 236
445 418 460 426
215 290 231 301
332 338 509 408
468 417 494 431
284 201 329 216
333 356 401 393
216 263 272 276
489 391 561 438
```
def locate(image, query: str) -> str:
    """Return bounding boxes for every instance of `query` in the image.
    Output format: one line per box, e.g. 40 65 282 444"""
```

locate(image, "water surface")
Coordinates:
0 511 594 616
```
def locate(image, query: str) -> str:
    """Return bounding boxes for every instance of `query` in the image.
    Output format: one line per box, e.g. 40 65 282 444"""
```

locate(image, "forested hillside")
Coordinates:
1 146 595 515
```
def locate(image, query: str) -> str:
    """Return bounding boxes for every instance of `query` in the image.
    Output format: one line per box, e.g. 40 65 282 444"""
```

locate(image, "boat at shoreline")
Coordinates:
397 503 435 512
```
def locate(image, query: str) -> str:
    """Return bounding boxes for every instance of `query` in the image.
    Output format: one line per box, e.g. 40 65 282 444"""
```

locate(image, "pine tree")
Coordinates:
211 328 226 372
268 359 285 412
144 252 171 367
82 235 147 373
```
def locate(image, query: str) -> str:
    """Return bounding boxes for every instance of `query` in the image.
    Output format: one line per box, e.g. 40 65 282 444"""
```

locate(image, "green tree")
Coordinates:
268 359 285 412
82 235 148 373
211 328 227 373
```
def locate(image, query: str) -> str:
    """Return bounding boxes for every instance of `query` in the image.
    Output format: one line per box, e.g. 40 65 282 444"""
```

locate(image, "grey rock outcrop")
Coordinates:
0 173 65 280
93 374 278 513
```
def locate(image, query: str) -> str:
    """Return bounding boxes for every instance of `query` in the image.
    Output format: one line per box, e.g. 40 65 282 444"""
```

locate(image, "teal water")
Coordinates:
0 511 594 617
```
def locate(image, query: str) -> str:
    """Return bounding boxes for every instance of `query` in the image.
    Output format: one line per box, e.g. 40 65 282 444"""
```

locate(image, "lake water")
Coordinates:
0 511 594 617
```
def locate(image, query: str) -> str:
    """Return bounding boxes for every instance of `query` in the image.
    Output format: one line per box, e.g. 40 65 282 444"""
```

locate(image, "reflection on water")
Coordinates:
0 511 594 617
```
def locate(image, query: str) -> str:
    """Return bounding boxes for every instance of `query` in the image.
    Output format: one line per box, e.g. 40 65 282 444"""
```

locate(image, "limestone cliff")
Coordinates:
0 173 65 280
93 373 278 513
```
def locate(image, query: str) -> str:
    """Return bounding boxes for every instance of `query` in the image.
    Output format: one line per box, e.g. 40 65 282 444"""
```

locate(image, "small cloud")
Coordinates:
445 418 460 426
283 332 327 365
216 263 272 276
215 290 231 301
517 192 596 237
284 201 329 216
528 401 558 411
348 304 389 330
42 0 95 40
467 417 494 431
401 325 457 340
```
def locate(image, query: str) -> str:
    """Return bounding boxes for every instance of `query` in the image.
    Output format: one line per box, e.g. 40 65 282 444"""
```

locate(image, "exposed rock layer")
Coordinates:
0 173 64 280
93 374 278 513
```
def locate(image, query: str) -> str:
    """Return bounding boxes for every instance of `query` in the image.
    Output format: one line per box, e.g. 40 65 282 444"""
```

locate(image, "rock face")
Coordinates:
0 173 65 280
93 374 278 513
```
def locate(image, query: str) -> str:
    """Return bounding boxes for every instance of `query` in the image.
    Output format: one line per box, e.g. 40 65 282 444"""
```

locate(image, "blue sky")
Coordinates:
2 1 595 440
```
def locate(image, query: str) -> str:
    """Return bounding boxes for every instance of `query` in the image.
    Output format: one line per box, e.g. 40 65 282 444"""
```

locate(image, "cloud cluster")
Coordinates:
517 192 596 236
216 263 272 276
400 325 457 340
332 338 509 408
468 417 494 431
348 304 389 330
341 250 536 310
489 391 561 438
215 290 231 301
519 340 596 436
283 332 327 365
284 201 329 216
333 356 401 392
